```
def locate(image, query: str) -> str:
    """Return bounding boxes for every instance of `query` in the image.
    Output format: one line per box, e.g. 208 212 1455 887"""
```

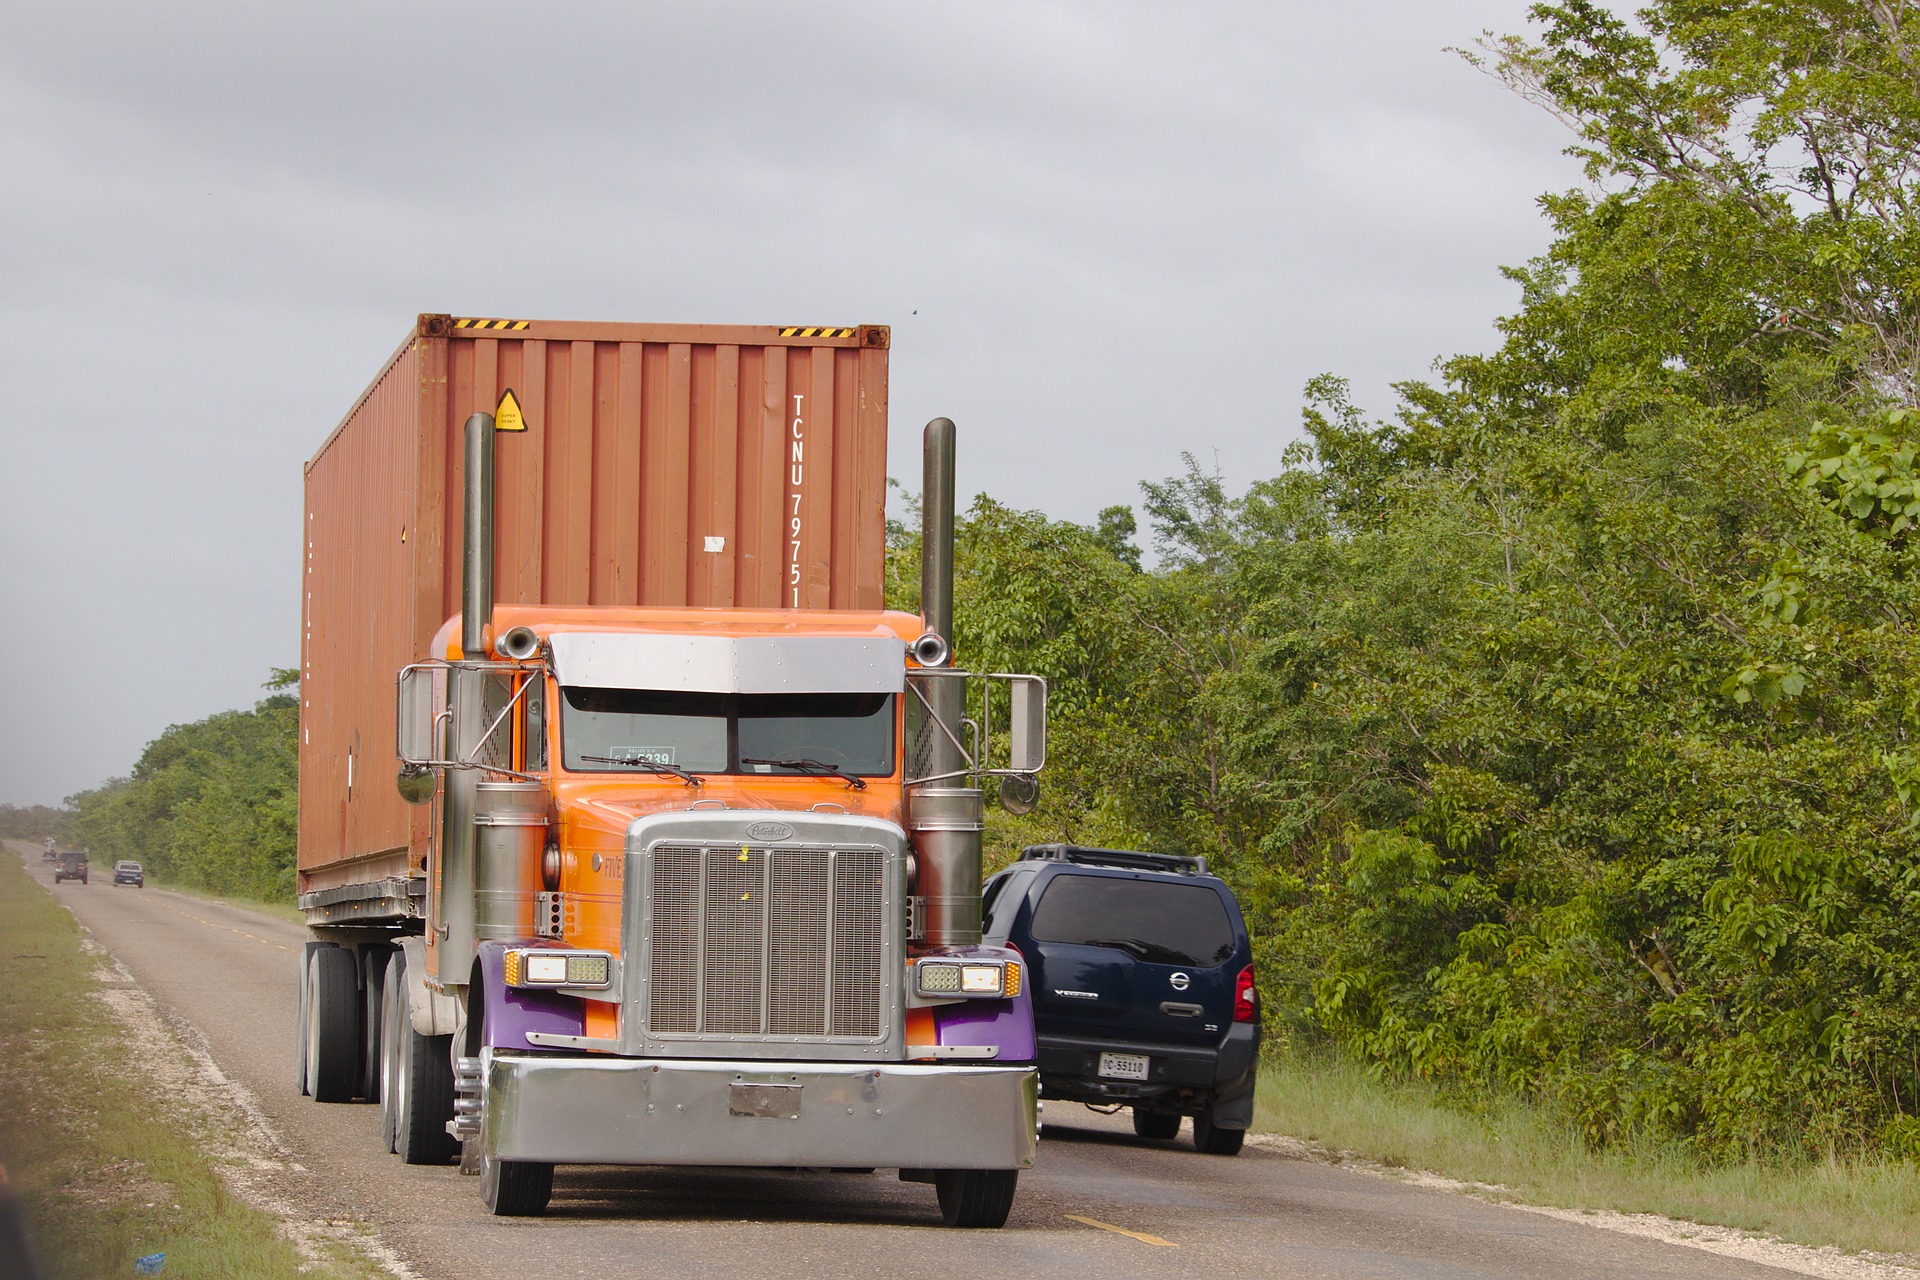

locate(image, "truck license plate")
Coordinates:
1098 1052 1150 1081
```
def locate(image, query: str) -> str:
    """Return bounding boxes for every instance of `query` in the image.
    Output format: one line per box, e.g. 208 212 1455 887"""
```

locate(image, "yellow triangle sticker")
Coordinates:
495 388 526 432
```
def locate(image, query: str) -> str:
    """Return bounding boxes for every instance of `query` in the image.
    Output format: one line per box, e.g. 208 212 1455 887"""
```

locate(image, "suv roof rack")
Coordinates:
1018 844 1209 876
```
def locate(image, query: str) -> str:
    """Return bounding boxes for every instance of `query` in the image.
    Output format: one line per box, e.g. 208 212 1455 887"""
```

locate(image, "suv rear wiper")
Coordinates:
1084 938 1189 964
741 756 867 790
578 755 703 786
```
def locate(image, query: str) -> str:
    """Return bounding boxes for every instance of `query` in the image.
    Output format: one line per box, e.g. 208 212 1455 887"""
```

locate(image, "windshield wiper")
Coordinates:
578 755 703 786
741 756 868 790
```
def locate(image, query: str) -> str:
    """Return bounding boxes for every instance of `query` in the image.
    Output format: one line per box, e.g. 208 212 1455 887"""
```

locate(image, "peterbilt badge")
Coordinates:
745 821 795 842
1169 972 1191 991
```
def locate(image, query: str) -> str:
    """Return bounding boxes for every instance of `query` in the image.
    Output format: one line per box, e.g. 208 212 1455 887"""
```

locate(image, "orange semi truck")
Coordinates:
296 316 1045 1222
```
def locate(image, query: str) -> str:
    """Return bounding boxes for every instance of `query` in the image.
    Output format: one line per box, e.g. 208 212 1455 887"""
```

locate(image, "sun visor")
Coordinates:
547 633 906 695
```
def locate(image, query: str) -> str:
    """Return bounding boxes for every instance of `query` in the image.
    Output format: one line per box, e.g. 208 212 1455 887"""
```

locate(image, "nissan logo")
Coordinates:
745 821 794 842
1169 972 1191 991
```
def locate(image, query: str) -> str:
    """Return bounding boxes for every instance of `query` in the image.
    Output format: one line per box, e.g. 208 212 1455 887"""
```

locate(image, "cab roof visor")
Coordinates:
547 633 906 694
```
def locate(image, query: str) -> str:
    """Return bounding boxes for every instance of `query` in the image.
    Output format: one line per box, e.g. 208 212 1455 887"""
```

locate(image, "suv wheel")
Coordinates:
1132 1108 1180 1141
1192 1104 1245 1156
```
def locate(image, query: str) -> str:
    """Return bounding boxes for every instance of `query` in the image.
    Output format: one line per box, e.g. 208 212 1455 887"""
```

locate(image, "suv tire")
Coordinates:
1132 1108 1181 1141
934 1169 1018 1228
1192 1104 1245 1156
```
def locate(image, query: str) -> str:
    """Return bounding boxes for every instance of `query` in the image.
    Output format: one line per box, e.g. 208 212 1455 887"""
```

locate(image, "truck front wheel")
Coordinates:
480 1151 553 1217
934 1169 1018 1228
380 951 458 1164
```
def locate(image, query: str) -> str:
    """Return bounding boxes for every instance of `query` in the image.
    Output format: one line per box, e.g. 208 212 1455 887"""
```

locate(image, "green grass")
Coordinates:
0 847 381 1279
1254 1042 1920 1260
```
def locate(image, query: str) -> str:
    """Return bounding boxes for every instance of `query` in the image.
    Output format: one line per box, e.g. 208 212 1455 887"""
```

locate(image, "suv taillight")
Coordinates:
1234 966 1258 1023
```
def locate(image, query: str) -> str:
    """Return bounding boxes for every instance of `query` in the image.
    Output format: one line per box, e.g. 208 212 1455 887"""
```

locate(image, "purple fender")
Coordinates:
473 941 587 1051
921 943 1037 1063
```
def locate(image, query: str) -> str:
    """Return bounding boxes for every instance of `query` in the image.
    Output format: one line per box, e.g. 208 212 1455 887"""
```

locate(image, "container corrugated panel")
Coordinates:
298 315 891 887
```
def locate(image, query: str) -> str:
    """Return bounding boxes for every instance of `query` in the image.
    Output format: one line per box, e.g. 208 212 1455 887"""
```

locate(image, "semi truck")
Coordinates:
296 315 1046 1224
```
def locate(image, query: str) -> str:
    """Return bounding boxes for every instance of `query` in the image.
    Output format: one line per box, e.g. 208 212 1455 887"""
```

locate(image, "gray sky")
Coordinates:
0 1 1586 806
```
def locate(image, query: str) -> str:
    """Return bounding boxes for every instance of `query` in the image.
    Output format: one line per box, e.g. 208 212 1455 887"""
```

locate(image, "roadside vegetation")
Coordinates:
65 669 299 903
25 0 1920 1243
1253 1045 1920 1260
0 847 377 1278
935 0 1920 1183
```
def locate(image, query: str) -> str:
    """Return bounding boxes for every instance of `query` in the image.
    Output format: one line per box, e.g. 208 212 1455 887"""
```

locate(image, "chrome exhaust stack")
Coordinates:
440 411 496 975
908 417 984 946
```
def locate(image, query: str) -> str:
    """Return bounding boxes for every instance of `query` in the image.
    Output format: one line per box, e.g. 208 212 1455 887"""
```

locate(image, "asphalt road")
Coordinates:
16 847 1817 1280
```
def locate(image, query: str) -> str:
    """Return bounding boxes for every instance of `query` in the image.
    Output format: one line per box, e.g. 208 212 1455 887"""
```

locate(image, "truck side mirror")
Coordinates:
1008 676 1046 773
396 666 437 765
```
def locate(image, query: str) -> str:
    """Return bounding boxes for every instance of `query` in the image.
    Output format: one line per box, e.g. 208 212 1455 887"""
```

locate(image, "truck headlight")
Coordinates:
504 949 612 988
915 959 1018 998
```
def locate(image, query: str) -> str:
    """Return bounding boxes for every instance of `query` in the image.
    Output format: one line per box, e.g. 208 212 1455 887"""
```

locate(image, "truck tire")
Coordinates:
480 1151 553 1217
381 951 458 1164
1132 1108 1181 1141
361 948 391 1104
306 946 361 1103
934 1169 1017 1228
1192 1104 1244 1156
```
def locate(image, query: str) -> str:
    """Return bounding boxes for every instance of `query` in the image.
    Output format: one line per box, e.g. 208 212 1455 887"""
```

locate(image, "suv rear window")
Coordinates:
1029 875 1235 967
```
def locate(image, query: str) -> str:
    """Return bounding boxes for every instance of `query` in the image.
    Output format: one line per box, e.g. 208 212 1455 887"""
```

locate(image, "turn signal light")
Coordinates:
1234 965 1258 1023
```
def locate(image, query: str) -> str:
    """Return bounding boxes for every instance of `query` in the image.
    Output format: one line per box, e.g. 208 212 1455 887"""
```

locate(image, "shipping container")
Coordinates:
298 315 891 892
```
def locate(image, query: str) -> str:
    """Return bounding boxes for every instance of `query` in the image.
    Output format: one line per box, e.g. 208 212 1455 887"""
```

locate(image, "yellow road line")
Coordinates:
152 898 296 952
1065 1214 1178 1247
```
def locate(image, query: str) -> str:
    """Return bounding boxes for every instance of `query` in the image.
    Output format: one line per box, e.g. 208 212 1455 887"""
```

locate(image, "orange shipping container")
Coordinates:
298 314 891 891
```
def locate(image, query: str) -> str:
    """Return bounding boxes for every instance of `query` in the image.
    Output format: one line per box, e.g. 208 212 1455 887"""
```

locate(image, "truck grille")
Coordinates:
647 845 885 1040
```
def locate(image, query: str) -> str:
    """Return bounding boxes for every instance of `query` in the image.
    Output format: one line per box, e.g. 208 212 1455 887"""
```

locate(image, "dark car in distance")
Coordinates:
981 845 1260 1154
113 860 144 887
53 851 89 885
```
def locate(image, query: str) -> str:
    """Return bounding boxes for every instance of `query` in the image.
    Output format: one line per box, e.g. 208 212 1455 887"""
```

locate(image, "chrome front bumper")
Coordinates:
485 1053 1039 1169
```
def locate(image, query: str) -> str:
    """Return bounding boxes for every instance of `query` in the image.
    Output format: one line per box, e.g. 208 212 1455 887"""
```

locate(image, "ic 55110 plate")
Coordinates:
1097 1052 1150 1081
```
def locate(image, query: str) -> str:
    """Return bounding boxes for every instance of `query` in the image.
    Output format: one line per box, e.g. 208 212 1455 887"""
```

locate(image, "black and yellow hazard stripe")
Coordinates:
454 318 531 331
779 326 856 339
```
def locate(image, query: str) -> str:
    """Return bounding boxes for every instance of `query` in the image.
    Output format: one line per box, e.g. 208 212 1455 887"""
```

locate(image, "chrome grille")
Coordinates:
647 844 887 1040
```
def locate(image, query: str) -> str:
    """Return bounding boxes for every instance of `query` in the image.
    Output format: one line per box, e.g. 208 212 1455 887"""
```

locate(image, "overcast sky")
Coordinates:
0 1 1589 807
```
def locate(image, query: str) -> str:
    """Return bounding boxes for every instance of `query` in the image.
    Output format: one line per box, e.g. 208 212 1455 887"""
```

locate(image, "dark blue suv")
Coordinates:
981 846 1260 1155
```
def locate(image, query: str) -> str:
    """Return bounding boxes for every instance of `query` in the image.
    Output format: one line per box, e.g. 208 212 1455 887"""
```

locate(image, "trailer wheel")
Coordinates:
361 948 391 1104
934 1169 1018 1228
306 946 361 1103
381 950 458 1164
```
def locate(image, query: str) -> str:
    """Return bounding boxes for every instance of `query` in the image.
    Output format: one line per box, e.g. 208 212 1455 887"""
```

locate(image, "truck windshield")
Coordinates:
561 688 895 777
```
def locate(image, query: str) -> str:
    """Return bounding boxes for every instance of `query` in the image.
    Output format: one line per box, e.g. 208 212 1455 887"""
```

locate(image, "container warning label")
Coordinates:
495 389 526 432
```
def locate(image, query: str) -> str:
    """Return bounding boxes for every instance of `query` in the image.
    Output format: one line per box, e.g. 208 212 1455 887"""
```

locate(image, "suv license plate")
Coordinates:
1098 1052 1150 1081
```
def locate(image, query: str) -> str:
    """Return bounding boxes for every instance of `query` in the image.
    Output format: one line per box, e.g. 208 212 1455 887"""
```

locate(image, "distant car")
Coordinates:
54 851 89 885
113 860 144 888
42 841 58 863
981 845 1261 1155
